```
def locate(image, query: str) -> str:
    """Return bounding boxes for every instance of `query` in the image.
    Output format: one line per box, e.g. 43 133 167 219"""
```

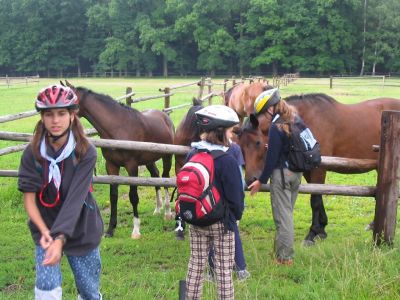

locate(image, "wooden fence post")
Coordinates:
373 111 400 245
164 87 171 110
330 76 333 89
197 77 205 101
207 77 213 105
223 78 228 93
126 87 133 106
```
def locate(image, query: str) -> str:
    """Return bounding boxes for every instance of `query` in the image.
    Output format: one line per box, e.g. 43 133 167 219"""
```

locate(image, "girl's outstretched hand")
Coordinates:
248 180 261 196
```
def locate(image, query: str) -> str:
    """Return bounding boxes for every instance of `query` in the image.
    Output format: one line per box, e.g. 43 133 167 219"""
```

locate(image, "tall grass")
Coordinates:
0 77 400 299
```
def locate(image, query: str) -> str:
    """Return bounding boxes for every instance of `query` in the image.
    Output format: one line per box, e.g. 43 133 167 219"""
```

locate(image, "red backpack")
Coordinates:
175 150 226 226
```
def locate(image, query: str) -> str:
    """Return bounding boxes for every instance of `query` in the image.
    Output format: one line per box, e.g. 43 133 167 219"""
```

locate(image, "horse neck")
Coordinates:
79 92 132 139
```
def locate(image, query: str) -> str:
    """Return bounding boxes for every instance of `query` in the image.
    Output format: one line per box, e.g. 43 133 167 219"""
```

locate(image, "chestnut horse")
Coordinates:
63 81 175 239
235 93 400 244
224 82 273 122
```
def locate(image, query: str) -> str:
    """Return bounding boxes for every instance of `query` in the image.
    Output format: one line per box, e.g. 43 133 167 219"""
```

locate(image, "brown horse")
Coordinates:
174 98 203 173
224 82 273 122
63 81 175 239
235 93 400 244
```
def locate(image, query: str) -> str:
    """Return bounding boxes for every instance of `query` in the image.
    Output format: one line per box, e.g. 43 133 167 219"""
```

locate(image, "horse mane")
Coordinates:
176 101 203 142
77 86 142 115
241 117 257 133
284 93 337 106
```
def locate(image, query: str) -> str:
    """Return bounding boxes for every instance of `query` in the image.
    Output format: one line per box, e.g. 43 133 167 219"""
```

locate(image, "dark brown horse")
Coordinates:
224 82 273 122
174 98 203 173
63 81 175 239
235 93 400 244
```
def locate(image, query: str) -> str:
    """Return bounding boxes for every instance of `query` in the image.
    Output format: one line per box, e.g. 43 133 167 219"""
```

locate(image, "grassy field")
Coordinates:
1 76 400 299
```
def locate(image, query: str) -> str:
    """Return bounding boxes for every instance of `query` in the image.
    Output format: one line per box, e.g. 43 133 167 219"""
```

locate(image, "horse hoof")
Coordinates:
164 213 173 221
302 239 315 247
365 221 374 231
104 231 114 238
131 233 141 239
316 232 327 240
153 209 161 215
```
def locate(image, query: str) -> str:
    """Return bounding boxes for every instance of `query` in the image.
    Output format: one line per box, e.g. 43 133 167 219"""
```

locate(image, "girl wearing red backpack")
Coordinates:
184 105 244 300
18 85 103 300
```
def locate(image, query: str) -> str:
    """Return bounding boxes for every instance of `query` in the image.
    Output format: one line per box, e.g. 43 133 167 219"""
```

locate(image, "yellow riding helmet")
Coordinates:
254 88 280 115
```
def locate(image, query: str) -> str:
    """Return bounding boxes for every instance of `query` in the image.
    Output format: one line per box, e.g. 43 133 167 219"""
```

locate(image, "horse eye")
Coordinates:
255 141 261 147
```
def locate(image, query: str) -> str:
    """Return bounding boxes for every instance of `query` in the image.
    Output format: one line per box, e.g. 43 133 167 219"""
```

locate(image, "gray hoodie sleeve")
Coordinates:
50 144 97 238
18 145 42 193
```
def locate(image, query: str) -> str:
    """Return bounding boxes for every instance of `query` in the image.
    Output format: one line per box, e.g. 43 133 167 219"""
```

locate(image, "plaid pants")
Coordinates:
186 222 235 300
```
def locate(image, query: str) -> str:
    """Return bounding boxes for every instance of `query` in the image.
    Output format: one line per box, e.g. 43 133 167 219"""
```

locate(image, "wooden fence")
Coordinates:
0 75 40 87
329 75 386 89
0 110 399 245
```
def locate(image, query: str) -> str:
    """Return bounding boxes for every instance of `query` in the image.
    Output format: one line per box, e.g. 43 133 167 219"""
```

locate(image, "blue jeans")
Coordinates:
209 221 246 271
35 246 101 300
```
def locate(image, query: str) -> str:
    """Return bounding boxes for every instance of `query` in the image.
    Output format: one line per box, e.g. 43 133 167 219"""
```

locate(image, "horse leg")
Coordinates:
161 154 173 220
303 169 328 245
145 162 162 215
127 165 141 239
105 163 120 238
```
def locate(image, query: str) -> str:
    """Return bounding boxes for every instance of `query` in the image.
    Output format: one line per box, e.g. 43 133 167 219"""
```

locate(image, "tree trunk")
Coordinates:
272 62 278 75
77 56 81 77
239 13 244 77
360 0 367 76
163 55 168 77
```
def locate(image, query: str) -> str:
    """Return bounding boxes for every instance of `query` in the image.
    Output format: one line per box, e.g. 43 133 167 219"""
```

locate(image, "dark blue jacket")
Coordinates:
259 121 290 184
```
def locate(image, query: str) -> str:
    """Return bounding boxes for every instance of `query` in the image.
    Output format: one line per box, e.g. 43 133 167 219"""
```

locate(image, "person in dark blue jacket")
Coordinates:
184 105 244 300
248 88 302 265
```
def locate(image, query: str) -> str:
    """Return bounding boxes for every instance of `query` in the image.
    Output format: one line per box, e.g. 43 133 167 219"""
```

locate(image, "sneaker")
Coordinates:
204 270 216 283
236 269 251 281
275 258 293 266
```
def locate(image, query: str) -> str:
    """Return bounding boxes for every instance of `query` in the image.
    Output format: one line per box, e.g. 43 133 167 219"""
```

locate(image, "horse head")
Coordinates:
235 116 269 186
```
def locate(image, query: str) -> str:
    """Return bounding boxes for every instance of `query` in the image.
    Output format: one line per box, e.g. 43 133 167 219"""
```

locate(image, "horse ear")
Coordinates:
249 113 259 129
192 97 202 106
60 80 65 87
65 80 75 89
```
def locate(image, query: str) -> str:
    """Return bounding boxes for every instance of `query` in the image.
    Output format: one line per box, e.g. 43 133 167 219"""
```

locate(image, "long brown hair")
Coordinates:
274 100 297 136
201 127 229 146
31 110 90 163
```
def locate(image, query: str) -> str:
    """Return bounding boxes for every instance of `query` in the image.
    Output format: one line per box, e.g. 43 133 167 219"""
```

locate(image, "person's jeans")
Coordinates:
35 246 101 300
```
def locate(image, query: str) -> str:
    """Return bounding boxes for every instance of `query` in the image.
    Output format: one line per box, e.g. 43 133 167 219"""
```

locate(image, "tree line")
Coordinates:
0 0 399 77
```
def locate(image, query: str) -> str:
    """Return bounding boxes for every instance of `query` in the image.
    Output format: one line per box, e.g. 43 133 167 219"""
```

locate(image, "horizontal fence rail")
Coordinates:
0 130 378 197
0 170 376 197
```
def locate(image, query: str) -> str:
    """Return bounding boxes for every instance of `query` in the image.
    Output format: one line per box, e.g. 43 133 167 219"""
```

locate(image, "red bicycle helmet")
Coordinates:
35 84 78 111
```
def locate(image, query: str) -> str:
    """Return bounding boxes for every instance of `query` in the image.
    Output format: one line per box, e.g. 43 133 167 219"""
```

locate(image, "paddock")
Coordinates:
1 77 400 299
0 109 399 244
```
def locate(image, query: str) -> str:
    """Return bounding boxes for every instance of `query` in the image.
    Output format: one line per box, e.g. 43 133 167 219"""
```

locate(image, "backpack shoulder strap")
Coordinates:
209 149 227 160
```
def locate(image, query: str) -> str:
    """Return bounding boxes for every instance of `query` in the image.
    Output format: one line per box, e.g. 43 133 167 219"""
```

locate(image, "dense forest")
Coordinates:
0 0 399 77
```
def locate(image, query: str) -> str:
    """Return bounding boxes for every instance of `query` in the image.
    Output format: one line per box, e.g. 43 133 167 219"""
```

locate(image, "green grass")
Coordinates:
1 77 400 299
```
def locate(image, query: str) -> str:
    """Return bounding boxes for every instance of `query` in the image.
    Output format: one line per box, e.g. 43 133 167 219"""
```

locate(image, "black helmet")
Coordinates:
195 105 239 131
254 88 280 115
